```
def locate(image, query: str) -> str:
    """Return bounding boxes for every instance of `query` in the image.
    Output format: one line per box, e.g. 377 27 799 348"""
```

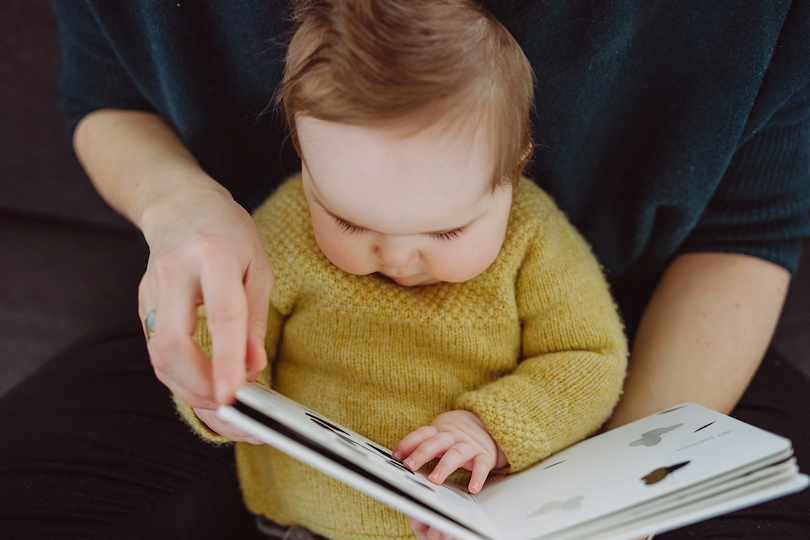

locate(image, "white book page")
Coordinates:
545 463 807 540
219 383 502 540
550 457 797 538
220 390 805 540
471 403 794 540
557 472 809 540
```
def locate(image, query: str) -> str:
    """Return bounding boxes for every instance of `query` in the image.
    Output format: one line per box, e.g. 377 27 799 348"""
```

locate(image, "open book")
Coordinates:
217 383 808 540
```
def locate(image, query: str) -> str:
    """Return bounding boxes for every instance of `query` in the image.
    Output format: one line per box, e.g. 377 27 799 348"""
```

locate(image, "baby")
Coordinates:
176 1 627 539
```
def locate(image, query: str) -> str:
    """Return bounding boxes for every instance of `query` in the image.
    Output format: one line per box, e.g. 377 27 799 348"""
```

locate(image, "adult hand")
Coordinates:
74 110 275 412
138 183 274 409
193 406 265 445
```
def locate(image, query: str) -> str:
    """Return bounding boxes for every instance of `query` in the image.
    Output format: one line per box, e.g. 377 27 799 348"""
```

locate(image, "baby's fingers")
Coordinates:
467 454 495 494
428 442 493 489
393 426 439 462
402 431 459 474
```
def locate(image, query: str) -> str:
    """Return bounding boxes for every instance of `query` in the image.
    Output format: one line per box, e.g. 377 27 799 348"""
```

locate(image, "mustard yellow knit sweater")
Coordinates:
176 176 627 540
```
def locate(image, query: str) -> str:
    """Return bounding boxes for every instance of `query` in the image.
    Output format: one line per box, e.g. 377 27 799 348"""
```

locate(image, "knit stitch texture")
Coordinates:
177 176 627 540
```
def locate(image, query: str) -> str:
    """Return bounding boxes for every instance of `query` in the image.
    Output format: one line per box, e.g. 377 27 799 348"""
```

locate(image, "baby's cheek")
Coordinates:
431 241 501 283
314 229 372 276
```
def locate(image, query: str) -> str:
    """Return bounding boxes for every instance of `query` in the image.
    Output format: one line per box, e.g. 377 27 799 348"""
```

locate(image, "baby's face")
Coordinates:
297 116 512 287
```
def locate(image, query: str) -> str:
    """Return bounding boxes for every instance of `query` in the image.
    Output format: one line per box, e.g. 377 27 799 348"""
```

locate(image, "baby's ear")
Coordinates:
507 140 534 186
520 140 534 163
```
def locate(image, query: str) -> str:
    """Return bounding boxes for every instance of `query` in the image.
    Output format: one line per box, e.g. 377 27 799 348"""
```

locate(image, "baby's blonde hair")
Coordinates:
278 0 535 188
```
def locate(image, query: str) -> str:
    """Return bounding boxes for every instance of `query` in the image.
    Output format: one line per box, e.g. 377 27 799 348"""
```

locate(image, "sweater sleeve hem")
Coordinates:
171 394 232 446
676 238 805 276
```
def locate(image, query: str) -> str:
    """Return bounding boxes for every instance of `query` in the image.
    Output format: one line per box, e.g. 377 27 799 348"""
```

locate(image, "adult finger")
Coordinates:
199 250 250 404
243 254 273 376
194 407 264 445
137 261 165 342
147 258 218 409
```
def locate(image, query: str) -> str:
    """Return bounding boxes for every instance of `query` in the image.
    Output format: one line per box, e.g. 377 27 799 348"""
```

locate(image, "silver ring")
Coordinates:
145 309 157 341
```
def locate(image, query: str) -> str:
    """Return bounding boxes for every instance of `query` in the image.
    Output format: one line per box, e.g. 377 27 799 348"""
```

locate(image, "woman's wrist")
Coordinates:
137 170 234 243
73 108 229 232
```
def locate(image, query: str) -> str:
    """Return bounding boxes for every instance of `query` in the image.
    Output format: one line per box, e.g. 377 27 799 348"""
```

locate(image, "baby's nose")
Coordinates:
376 237 420 267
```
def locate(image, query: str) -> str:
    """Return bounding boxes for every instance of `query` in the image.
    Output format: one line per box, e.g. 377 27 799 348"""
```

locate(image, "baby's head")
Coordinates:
279 0 534 286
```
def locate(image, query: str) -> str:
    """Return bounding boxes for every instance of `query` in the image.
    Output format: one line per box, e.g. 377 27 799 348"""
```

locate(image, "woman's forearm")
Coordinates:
605 252 790 430
73 108 229 235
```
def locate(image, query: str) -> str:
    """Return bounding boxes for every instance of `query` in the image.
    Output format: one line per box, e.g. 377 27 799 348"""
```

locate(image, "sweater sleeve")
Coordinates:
455 208 628 473
679 83 810 274
172 304 285 445
51 0 155 137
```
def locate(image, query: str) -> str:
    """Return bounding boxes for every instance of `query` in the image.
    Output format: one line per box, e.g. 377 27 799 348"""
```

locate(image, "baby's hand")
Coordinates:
392 410 508 494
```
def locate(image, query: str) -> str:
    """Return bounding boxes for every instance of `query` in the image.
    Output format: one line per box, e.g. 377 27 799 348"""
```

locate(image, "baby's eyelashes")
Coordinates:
429 226 467 242
332 212 468 243
332 215 365 234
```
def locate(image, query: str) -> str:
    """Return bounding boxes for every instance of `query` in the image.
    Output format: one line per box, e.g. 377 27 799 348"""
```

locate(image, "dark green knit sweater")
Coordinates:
52 0 810 331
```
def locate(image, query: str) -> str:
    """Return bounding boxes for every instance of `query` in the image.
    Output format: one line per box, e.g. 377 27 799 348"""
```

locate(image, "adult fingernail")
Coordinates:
392 451 402 461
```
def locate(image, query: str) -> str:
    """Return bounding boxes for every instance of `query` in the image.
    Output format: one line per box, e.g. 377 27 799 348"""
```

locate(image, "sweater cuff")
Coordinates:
454 351 625 473
172 394 232 446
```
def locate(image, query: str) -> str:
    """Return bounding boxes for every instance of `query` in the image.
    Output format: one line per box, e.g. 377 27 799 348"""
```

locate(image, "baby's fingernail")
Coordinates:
392 451 402 461
469 481 481 493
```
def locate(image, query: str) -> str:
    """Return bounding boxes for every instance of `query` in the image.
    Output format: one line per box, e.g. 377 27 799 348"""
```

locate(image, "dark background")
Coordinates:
1 0 146 397
1 0 808 398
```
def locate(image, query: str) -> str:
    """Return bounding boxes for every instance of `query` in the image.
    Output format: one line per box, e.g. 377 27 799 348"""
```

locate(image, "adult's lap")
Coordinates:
1 331 807 539
0 328 262 540
658 349 810 539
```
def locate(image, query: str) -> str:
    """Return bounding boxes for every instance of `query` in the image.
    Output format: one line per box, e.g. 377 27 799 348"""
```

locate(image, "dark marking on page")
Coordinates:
629 424 684 447
694 422 715 433
366 443 393 459
388 459 416 474
641 461 690 485
232 401 494 540
306 412 350 435
658 405 686 415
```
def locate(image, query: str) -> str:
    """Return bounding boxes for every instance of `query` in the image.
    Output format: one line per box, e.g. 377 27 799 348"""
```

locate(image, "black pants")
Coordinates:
1 327 808 539
0 328 263 540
